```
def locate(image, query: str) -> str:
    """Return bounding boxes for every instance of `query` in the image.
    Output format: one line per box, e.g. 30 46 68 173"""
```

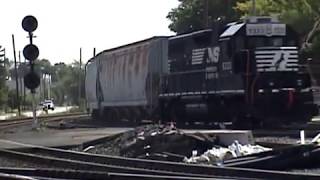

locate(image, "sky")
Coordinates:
0 0 179 65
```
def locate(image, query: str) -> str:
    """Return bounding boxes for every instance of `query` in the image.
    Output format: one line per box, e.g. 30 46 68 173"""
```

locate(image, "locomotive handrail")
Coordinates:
84 58 94 111
165 69 206 75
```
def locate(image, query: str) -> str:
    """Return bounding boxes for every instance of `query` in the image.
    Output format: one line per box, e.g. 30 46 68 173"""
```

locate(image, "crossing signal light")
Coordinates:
22 15 38 32
22 15 40 90
24 71 40 90
23 44 39 61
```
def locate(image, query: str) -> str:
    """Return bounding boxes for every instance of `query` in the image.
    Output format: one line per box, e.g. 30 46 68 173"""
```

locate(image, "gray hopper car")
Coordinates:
85 37 168 122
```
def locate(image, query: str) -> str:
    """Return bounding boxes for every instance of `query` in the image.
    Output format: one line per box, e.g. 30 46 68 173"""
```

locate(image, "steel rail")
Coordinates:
5 144 320 180
0 149 229 179
0 167 109 180
0 172 36 180
0 167 243 180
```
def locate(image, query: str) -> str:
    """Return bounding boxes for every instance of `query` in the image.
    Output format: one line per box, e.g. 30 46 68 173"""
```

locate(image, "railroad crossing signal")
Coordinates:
23 44 39 61
22 15 38 32
24 71 40 90
21 15 40 130
22 15 40 90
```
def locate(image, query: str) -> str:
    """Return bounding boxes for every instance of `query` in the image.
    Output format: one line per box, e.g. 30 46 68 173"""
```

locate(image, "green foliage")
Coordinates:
7 89 18 110
236 0 317 36
51 61 85 106
0 57 85 111
0 57 9 110
35 59 52 74
236 0 320 57
311 34 320 59
167 0 244 34
168 0 320 56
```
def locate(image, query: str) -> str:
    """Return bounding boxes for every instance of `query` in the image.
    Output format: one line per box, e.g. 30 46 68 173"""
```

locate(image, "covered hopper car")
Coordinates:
85 37 168 122
85 16 318 126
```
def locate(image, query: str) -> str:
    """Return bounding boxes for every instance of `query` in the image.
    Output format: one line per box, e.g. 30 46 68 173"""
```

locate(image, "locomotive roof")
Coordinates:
219 23 245 38
169 29 212 41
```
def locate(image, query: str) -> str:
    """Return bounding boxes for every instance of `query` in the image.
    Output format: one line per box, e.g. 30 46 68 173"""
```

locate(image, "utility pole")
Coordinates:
43 73 46 100
23 57 26 109
3 48 7 113
1 48 6 72
204 0 209 28
79 48 82 106
252 0 256 16
12 34 21 116
47 74 51 99
227 0 231 18
18 51 23 110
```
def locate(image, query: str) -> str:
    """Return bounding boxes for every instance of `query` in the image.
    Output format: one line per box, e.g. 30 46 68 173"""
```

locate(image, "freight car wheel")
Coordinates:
168 104 182 127
251 117 264 129
170 106 178 125
231 116 243 129
232 115 261 129
91 109 100 120
106 109 119 124
169 102 187 128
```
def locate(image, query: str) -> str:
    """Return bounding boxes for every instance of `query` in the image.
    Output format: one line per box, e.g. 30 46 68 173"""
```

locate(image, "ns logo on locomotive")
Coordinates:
85 16 318 127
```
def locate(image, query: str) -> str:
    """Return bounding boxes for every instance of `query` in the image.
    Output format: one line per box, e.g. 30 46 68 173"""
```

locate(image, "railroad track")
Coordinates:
0 141 319 180
0 112 89 130
253 129 320 138
0 172 36 180
0 167 241 180
252 119 320 137
251 119 320 146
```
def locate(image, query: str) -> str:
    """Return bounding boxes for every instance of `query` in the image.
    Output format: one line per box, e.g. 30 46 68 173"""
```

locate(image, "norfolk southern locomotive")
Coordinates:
85 17 318 126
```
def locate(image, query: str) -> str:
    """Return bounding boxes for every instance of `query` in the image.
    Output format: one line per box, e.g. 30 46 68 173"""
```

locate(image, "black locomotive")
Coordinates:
159 16 318 126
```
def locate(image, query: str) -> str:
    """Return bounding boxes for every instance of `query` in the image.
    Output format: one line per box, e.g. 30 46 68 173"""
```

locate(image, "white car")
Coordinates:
43 100 55 111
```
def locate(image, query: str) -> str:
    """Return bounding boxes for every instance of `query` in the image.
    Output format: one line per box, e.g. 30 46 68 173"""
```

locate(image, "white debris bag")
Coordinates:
184 147 236 165
184 141 271 165
228 140 271 157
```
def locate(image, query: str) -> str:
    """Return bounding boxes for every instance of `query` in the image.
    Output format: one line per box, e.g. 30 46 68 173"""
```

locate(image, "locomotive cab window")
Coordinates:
248 37 285 48
220 39 233 58
235 37 245 51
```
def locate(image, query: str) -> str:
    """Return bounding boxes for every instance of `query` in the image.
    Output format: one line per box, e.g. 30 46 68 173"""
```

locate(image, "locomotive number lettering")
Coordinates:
206 66 218 80
222 62 232 71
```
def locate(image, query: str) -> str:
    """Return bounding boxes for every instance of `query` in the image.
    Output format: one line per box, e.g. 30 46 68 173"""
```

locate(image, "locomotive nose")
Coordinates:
253 47 310 90
255 47 299 73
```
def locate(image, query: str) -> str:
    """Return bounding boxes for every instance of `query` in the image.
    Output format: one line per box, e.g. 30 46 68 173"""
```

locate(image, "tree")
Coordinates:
51 61 85 106
7 89 18 110
236 0 320 48
167 0 245 34
1 54 86 110
35 59 52 75
0 54 9 111
168 0 320 53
